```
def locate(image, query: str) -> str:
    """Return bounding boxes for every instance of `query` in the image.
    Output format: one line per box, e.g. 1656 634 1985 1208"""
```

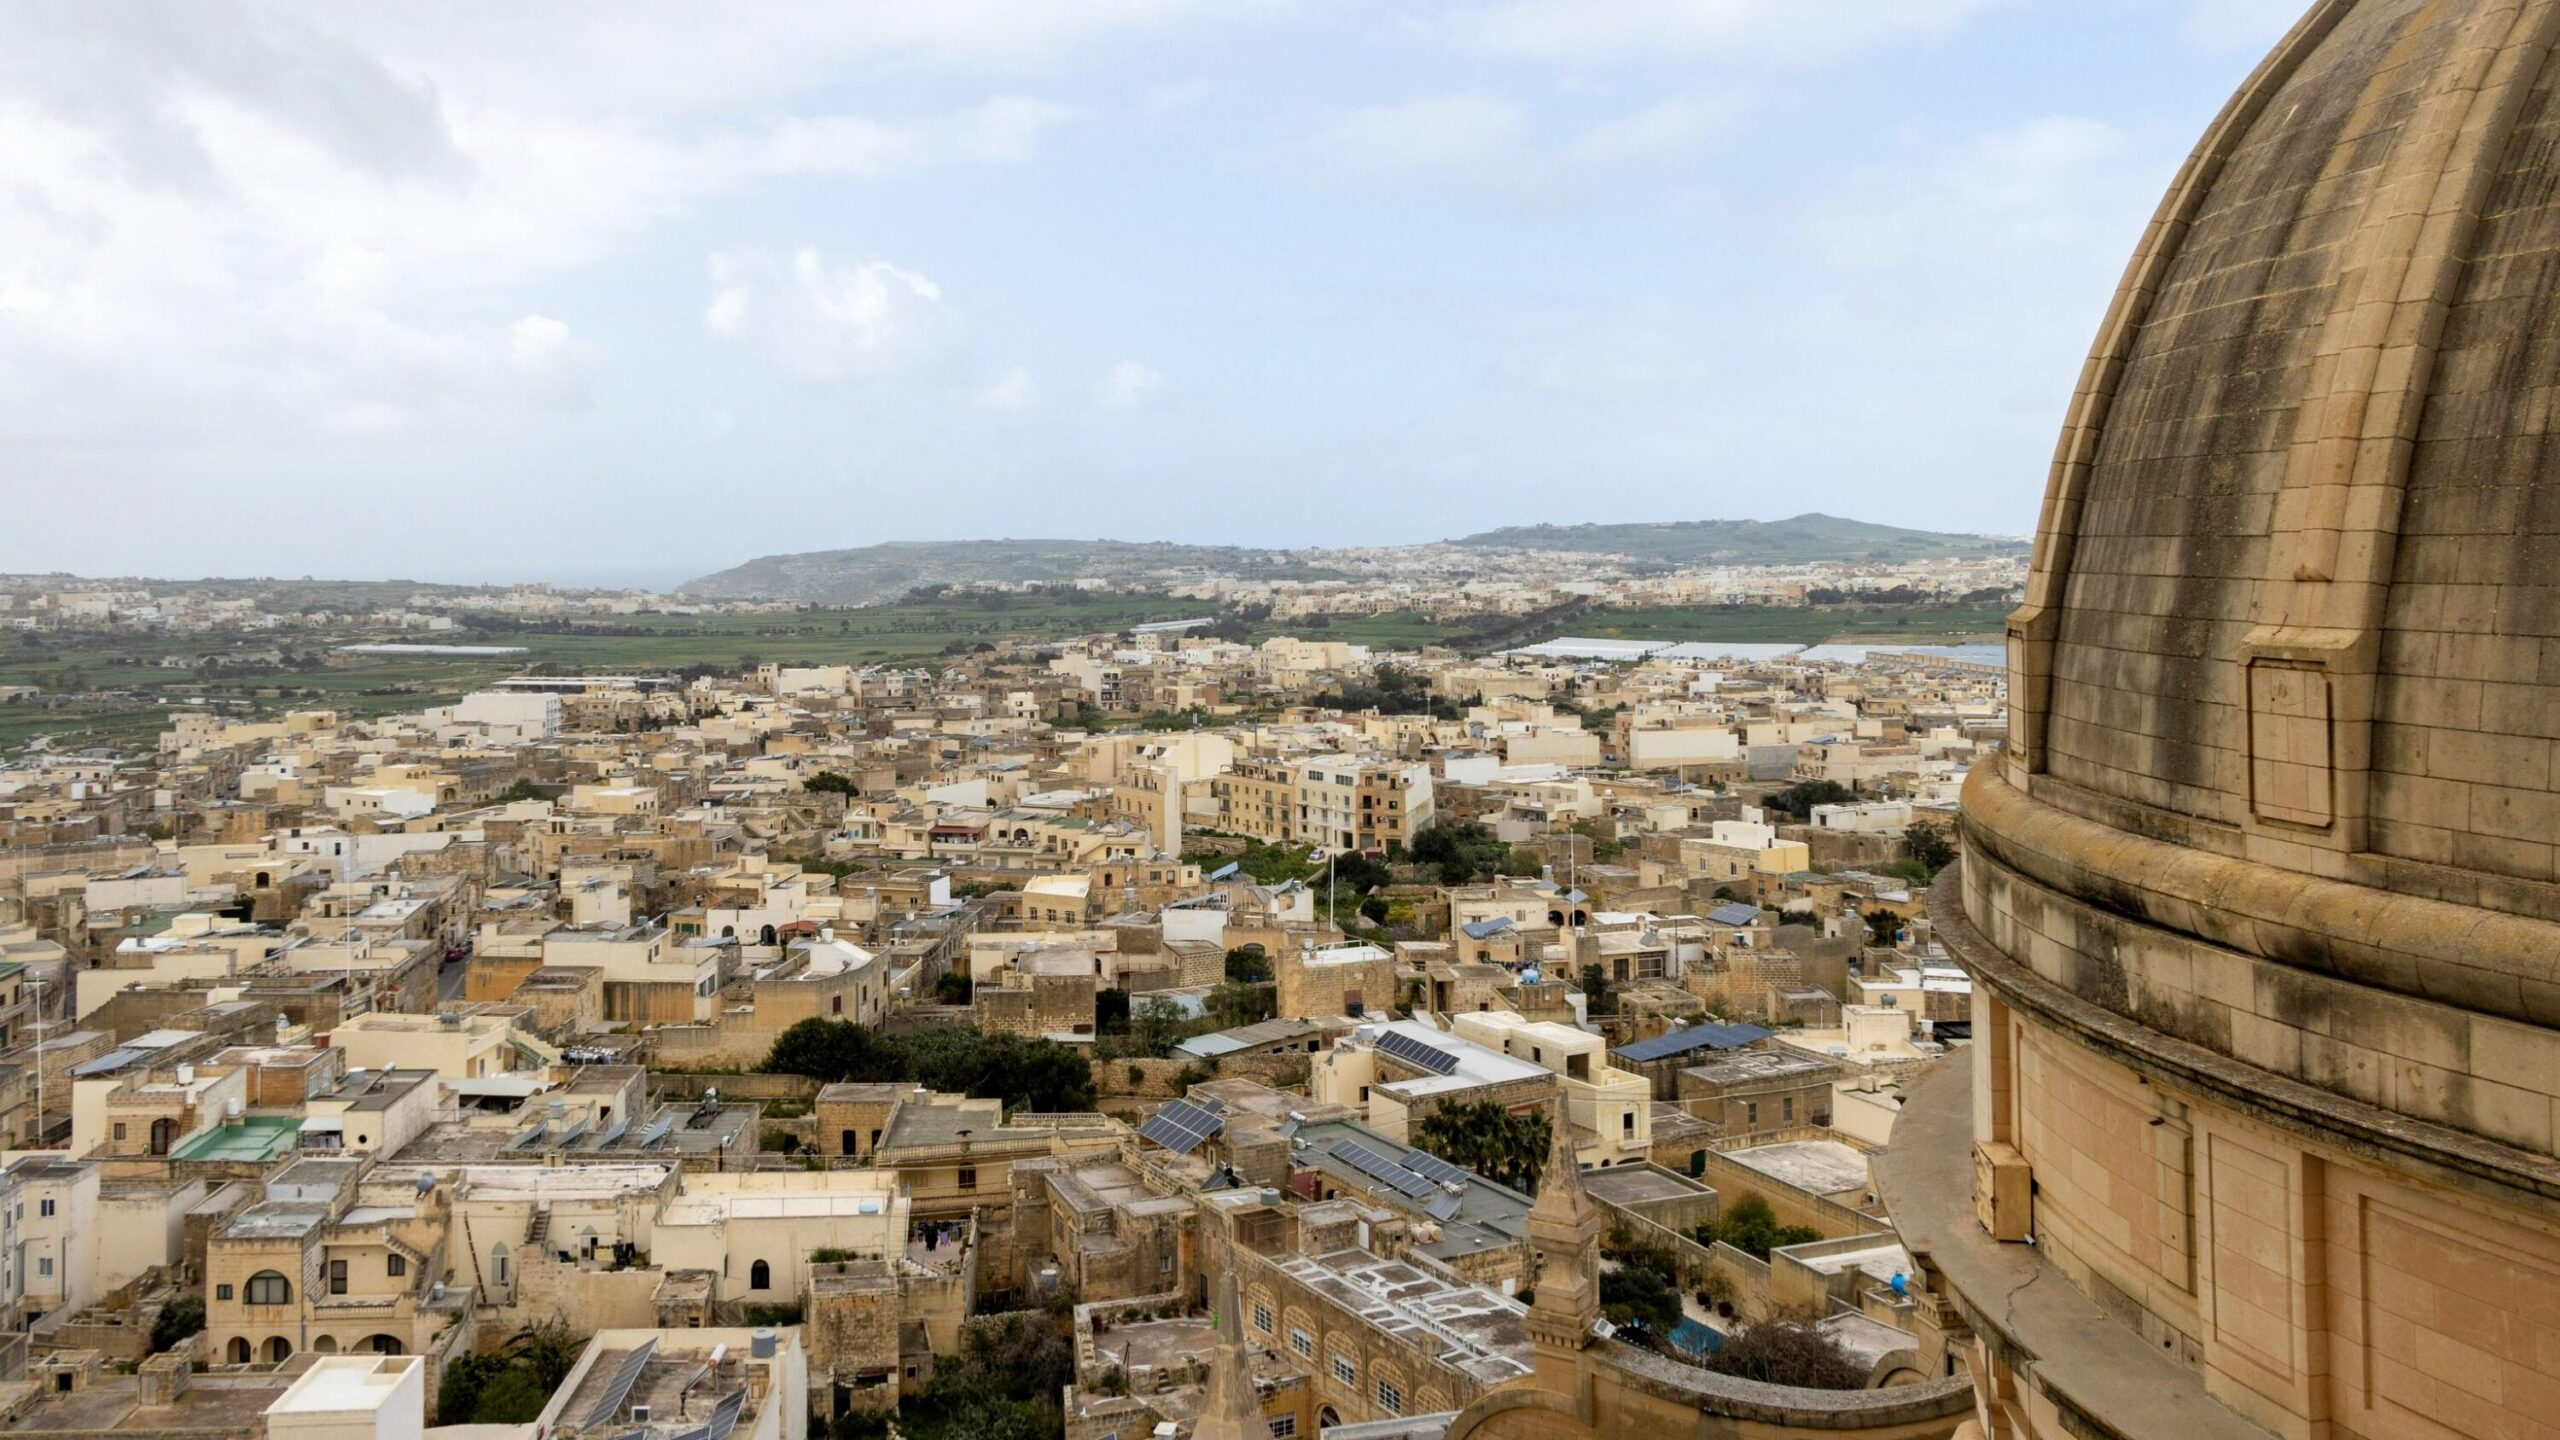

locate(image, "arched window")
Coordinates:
149 1117 174 1155
367 1335 404 1355
750 1259 771 1290
491 1244 511 1286
227 1338 251 1364
265 1336 293 1363
245 1271 292 1305
760 924 778 946
313 1336 339 1354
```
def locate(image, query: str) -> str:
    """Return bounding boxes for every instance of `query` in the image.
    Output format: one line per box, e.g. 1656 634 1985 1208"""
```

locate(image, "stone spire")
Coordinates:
1522 1110 1599 1352
1193 1268 1262 1440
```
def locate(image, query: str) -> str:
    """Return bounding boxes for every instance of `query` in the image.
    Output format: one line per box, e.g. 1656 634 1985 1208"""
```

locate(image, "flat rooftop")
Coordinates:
1723 1139 1871 1198
1579 1165 1711 1208
1270 1249 1532 1388
172 1116 302 1163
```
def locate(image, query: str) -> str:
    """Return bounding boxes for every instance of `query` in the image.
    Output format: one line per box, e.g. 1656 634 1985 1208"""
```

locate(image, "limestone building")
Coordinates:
1880 4 2560 1439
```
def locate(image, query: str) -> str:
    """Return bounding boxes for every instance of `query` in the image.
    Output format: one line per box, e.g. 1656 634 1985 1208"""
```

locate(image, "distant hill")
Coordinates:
680 514 2028 603
677 539 1341 606
1450 513 2027 566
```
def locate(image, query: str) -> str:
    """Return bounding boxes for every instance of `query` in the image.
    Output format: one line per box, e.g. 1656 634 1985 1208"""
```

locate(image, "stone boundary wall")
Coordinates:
1094 1053 1308 1100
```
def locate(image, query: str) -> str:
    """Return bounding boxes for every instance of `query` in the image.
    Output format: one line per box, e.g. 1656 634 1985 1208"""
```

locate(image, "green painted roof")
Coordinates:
171 1116 302 1162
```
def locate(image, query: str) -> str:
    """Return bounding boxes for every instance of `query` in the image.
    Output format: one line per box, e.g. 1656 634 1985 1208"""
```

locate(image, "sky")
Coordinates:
0 0 2311 588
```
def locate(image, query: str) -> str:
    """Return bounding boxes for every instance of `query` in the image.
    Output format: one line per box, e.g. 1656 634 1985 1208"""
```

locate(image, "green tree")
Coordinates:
1127 997 1192 1057
1692 1195 1822 1260
1578 963 1616 1017
1223 946 1271 983
1903 821 1957 876
933 972 974 1005
1410 821 1518 886
1863 906 1904 947
148 1294 205 1354
1205 980 1275 1029
1763 780 1855 819
1096 987 1132 1035
1413 1100 1552 1195
803 771 860 797
761 1019 1095 1112
1600 1262 1683 1339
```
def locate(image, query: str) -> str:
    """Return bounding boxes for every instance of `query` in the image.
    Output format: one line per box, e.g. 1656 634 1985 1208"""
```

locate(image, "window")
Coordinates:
1744 1101 1758 1126
245 1271 292 1305
329 1259 348 1295
1782 1096 1795 1122
956 1166 977 1190
37 1258 51 1277
216 1284 234 1302
1376 1379 1402 1414
1270 1420 1298 1438
387 1254 406 1278
1290 1329 1313 1359
37 1199 52 1217
1621 1111 1635 1136
113 1125 126 1142
1252 1303 1273 1333
750 1259 772 1290
492 1245 511 1285
1331 1356 1356 1387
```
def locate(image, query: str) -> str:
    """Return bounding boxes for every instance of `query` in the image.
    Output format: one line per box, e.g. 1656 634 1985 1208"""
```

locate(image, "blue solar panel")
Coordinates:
1614 1023 1774 1063
705 1387 749 1440
1138 1098 1225 1154
1375 1029 1460 1076
1331 1139 1438 1201
1399 1148 1471 1188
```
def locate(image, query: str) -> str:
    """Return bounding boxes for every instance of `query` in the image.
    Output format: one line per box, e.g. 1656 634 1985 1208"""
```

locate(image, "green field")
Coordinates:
0 593 2010 752
1549 601 2012 645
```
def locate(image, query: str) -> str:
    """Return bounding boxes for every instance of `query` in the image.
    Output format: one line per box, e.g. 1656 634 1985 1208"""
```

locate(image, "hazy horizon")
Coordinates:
1 1 2305 586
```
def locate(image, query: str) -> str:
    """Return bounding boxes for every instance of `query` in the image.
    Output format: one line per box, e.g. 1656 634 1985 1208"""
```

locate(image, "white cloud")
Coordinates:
1802 116 2140 271
1321 95 1528 184
1458 0 2012 64
978 368 1041 410
507 315 602 410
1095 360 1167 408
1304 92 1729 195
1492 299 1714 401
705 249 965 383
0 3 1103 455
1567 97 1736 166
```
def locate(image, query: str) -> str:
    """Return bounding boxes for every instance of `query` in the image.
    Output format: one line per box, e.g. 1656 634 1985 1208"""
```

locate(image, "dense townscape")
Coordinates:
0 600 2000 1440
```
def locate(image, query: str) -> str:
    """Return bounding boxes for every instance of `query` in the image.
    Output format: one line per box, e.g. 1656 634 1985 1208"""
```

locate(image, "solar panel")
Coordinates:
704 1388 749 1440
1374 1029 1460 1076
580 1338 657 1427
1330 1139 1437 1201
595 1115 630 1147
1137 1098 1225 1155
510 1123 549 1150
1399 1148 1472 1189
637 1116 675 1149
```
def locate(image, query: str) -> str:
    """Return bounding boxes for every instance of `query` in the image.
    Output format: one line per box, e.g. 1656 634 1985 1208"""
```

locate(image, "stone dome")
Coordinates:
1915 8 2560 1439
1984 0 2560 1037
